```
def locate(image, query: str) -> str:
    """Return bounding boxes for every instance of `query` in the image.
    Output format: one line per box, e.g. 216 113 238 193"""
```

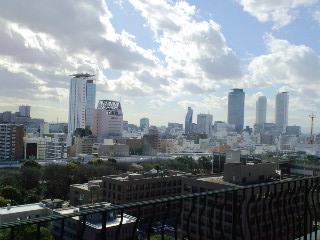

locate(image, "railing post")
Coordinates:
101 211 107 240
304 178 309 240
232 189 238 240
36 223 41 240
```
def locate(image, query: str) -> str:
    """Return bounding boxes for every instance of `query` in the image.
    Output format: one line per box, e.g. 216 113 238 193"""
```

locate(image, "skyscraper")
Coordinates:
19 106 31 117
140 118 149 130
196 114 213 137
92 100 123 141
228 89 245 133
185 107 193 134
68 73 96 138
275 92 289 133
256 96 267 124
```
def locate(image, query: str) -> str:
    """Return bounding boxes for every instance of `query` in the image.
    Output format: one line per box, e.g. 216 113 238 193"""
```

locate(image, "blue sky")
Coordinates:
0 0 320 133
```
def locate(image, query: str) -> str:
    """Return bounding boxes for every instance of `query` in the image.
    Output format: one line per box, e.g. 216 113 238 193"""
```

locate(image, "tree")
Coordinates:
21 160 41 169
0 196 10 207
0 225 54 240
150 235 174 240
198 156 212 173
0 186 21 205
20 167 42 191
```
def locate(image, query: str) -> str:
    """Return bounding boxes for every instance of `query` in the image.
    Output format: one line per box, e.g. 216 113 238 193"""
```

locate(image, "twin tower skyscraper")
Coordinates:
185 89 289 135
256 92 289 133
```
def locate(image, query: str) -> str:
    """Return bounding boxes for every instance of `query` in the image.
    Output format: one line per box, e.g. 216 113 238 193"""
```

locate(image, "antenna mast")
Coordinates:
309 113 316 144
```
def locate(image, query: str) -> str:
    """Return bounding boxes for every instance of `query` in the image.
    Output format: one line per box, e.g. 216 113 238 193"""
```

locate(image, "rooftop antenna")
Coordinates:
309 113 316 144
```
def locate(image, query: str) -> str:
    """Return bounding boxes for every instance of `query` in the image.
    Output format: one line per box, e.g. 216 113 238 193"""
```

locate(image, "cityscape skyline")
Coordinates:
0 1 319 133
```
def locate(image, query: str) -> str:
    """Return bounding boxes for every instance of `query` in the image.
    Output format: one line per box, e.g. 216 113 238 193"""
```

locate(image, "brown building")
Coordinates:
180 162 307 240
115 138 142 155
102 171 185 224
142 134 160 155
0 124 24 160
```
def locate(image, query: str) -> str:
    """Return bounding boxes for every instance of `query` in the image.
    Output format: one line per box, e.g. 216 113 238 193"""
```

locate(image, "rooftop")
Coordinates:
0 203 47 215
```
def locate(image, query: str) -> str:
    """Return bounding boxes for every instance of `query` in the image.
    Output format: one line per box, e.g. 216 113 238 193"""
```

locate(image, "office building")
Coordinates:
185 107 193 134
228 89 245 133
102 171 183 224
19 106 31 117
181 162 306 240
167 122 183 133
196 114 213 137
68 73 96 141
256 96 267 124
92 100 123 141
0 124 24 161
286 125 301 136
140 118 149 130
275 92 289 133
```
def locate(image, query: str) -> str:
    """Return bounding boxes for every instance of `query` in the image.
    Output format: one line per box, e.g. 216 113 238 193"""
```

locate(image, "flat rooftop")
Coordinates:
0 203 47 215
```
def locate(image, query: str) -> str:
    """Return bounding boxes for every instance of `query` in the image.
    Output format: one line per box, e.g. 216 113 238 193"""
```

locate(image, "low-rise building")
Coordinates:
70 180 103 206
0 203 51 225
52 203 136 240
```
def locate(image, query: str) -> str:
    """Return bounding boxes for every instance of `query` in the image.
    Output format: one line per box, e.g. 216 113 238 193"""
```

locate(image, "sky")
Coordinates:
0 0 320 133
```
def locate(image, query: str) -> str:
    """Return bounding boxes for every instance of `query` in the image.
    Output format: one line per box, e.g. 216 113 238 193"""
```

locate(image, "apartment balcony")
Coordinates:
0 176 319 240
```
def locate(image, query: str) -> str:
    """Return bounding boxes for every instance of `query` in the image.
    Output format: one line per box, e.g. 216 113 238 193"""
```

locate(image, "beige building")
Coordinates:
73 135 97 156
70 180 103 206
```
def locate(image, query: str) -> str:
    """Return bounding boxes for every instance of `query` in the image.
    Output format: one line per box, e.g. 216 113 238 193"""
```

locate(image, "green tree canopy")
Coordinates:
0 186 21 205
21 160 41 169
0 225 54 240
0 196 10 207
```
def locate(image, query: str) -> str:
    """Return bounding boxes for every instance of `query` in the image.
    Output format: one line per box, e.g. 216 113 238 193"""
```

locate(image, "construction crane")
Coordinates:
309 113 315 144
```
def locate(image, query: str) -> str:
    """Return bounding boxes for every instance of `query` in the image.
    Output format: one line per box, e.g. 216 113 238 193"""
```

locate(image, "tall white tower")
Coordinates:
275 92 289 133
68 73 96 143
256 96 267 124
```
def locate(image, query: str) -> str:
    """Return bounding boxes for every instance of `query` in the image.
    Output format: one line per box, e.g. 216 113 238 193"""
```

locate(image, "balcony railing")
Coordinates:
0 176 319 240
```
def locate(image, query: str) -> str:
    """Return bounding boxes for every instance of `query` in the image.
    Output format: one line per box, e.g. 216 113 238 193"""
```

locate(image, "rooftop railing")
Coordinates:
0 176 319 240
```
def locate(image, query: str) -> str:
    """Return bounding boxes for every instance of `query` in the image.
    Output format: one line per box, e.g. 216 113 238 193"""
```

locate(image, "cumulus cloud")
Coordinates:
129 0 241 94
243 35 320 126
237 0 318 28
243 34 320 87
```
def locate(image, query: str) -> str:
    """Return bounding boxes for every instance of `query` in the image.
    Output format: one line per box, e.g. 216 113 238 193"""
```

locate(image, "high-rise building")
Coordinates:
0 124 24 161
228 89 245 133
275 92 289 133
92 100 123 141
185 107 193 134
19 106 31 117
140 118 149 130
196 114 213 137
68 73 96 142
256 96 267 124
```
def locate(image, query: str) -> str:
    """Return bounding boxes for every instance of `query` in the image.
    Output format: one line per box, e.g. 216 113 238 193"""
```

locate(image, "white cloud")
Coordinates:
129 0 241 94
243 34 320 88
148 99 165 108
243 35 320 126
313 9 320 22
237 0 318 28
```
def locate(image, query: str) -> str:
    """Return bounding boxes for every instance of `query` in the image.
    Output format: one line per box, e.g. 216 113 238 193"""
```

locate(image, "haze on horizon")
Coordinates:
0 0 319 133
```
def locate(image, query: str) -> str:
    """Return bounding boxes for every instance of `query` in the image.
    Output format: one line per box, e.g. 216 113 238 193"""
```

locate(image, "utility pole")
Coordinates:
309 113 316 144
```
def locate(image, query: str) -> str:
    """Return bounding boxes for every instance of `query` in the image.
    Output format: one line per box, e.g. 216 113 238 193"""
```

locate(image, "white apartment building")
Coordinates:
68 73 96 144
